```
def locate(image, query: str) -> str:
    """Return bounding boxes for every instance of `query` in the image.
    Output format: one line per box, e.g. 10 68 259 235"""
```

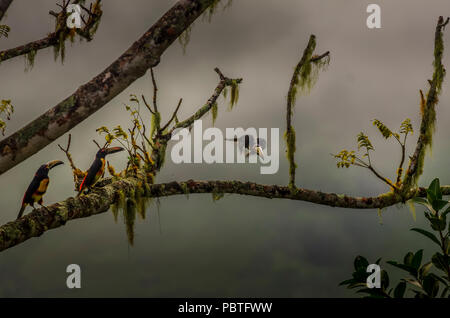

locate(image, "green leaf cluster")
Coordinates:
341 178 450 298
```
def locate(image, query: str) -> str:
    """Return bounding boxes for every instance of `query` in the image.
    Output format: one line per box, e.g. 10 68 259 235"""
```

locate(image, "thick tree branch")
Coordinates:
0 0 13 21
1 171 449 252
0 0 220 175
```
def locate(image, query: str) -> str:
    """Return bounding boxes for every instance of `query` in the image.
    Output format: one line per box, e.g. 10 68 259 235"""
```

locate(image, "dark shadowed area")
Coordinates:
0 0 449 297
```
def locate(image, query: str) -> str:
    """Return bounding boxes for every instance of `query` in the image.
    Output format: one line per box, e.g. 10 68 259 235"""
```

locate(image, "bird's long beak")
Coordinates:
105 146 124 155
255 146 264 160
47 160 64 169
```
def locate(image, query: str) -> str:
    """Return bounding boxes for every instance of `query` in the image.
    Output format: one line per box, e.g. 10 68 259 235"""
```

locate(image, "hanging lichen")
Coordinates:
123 198 136 246
179 0 233 53
212 187 224 201
229 79 240 110
181 182 189 199
377 208 384 225
406 199 417 221
150 112 161 139
178 24 192 55
24 49 37 72
402 19 446 191
211 101 218 126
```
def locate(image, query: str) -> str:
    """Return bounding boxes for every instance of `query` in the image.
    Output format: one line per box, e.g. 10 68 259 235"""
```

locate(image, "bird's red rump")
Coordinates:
79 174 87 191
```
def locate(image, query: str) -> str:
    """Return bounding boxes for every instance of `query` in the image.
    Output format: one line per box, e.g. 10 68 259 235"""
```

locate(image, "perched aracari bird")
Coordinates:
78 147 124 196
17 160 64 219
227 135 266 159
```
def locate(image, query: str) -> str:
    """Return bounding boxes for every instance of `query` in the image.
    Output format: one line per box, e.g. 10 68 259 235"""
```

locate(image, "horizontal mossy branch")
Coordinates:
0 0 219 175
1 171 449 252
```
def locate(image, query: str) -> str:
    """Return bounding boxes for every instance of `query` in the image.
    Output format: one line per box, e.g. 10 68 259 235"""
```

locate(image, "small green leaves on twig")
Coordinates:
0 25 10 38
372 119 397 139
400 118 413 135
334 118 415 191
334 150 357 168
357 132 374 153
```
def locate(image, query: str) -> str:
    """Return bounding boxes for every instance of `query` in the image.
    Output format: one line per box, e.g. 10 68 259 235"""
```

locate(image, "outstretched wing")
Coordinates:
256 137 266 149
237 135 256 151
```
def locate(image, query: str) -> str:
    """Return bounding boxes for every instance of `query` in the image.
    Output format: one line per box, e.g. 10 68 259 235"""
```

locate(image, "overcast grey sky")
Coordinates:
0 0 449 297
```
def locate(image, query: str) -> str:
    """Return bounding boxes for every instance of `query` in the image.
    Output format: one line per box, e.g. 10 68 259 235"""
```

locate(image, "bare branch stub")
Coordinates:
150 68 159 114
161 98 183 132
57 134 85 187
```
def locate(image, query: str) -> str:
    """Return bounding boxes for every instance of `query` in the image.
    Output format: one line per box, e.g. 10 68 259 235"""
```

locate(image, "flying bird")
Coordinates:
227 135 266 159
17 160 64 219
78 147 124 196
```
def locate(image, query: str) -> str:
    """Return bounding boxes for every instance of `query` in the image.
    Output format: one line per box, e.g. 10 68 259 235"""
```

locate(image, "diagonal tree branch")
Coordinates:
0 0 13 22
0 0 221 175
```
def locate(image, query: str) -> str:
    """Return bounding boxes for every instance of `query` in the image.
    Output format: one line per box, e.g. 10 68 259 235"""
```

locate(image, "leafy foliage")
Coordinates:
334 150 357 168
357 132 374 152
333 118 414 190
372 120 397 139
96 94 156 176
229 79 240 110
400 118 413 135
0 25 10 38
341 178 450 298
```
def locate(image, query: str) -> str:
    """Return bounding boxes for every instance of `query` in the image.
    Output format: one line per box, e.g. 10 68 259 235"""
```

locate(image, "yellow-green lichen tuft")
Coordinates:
211 101 218 126
284 128 297 189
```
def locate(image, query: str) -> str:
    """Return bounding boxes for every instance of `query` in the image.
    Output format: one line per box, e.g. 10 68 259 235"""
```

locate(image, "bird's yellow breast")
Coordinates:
31 178 49 201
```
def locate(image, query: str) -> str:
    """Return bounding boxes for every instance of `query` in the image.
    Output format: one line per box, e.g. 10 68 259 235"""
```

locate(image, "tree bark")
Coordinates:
0 0 12 21
0 0 218 175
1 169 449 252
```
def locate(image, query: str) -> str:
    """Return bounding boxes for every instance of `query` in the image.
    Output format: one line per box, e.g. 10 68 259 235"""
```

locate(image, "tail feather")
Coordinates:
17 204 26 219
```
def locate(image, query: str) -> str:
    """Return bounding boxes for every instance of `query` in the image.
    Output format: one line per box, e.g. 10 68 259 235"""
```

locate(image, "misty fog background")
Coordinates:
0 0 449 297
